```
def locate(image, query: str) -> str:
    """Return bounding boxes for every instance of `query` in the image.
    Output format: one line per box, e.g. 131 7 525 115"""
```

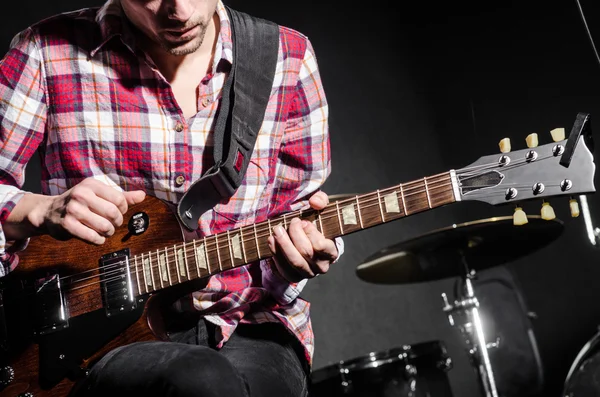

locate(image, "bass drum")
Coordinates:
309 340 454 397
562 330 600 396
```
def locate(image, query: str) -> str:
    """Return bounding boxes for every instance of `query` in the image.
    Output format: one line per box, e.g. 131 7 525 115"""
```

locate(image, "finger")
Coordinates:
308 191 329 210
67 200 116 237
81 180 129 214
79 194 124 227
62 214 106 245
124 190 146 206
287 218 315 262
271 224 315 279
268 236 305 283
303 220 338 273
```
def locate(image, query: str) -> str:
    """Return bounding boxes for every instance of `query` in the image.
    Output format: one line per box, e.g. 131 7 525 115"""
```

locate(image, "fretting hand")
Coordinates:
267 191 339 283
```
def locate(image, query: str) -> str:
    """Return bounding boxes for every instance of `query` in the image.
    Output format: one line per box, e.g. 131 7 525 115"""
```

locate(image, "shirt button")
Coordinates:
174 122 184 132
175 175 186 186
201 98 211 107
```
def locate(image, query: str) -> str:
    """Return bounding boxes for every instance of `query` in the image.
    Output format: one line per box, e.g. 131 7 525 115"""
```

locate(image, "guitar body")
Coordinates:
0 196 206 397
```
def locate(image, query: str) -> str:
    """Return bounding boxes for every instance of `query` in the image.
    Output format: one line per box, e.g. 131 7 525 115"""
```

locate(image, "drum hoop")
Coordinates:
562 330 600 394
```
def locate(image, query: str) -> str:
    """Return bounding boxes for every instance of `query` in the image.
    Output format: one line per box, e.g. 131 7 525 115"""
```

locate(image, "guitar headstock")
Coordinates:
456 113 595 224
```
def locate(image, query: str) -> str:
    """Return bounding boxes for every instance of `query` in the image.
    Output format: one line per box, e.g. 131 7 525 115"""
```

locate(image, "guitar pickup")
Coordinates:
99 249 137 317
33 273 69 335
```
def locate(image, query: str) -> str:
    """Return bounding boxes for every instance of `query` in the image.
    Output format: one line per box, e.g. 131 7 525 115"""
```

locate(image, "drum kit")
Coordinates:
309 193 592 397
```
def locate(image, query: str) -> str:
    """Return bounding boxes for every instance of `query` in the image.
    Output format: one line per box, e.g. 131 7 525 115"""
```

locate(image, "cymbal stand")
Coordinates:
441 268 499 397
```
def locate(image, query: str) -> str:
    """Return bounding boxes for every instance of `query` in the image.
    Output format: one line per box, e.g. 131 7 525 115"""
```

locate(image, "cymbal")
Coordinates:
356 216 564 285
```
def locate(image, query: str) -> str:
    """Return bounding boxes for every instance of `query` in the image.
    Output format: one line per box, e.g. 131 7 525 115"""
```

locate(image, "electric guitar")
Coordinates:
0 113 595 397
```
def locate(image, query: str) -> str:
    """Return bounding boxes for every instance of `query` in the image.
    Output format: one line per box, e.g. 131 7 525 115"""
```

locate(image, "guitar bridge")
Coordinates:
99 249 137 317
34 273 69 335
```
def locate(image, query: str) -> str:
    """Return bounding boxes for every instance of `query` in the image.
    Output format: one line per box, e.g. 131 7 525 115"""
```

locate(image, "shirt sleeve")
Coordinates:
0 28 48 276
262 38 344 305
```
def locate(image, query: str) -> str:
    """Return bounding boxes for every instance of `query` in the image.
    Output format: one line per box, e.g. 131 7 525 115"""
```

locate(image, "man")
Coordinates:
0 0 342 396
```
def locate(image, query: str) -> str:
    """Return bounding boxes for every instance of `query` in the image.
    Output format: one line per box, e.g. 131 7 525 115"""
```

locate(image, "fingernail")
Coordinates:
273 225 284 237
290 217 300 225
301 220 310 228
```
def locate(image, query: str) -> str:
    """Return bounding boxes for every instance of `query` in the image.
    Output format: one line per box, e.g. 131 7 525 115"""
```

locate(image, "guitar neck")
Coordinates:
131 171 458 296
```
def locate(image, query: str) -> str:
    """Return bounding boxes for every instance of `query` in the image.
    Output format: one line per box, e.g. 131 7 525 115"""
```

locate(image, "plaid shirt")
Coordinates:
0 0 339 366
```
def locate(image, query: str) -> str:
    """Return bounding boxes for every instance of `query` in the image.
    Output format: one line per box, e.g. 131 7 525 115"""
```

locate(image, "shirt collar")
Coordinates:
91 0 233 71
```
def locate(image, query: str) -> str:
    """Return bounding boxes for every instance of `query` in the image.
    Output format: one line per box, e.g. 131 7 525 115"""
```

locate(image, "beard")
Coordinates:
157 20 208 56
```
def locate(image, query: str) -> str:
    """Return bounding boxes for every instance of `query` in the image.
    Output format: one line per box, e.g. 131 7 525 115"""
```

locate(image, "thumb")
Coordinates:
123 190 146 205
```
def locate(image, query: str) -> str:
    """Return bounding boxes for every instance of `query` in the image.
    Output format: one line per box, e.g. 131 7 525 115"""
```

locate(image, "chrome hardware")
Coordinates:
99 249 137 317
532 183 545 195
33 273 69 335
505 187 518 200
525 150 538 162
552 144 565 156
560 179 573 192
498 155 511 166
17 393 33 397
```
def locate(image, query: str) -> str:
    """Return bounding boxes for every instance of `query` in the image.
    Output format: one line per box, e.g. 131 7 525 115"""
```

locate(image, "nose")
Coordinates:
165 0 194 21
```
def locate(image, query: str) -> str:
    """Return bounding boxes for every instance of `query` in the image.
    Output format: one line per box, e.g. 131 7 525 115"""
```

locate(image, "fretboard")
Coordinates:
131 171 457 296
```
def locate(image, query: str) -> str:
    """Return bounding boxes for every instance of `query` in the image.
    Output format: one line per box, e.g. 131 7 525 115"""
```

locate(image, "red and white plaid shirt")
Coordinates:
0 0 341 366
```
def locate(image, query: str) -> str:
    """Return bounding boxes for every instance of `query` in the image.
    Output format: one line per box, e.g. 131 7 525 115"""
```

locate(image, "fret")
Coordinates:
229 229 244 267
399 185 408 215
355 195 364 228
239 226 248 263
164 247 173 286
155 249 166 288
143 253 156 292
267 219 273 237
215 234 223 272
175 245 188 281
423 177 432 208
134 254 142 295
376 190 385 221
335 201 344 234
337 199 362 234
318 212 324 234
204 236 213 275
192 240 201 277
282 213 288 229
150 251 162 290
226 230 235 268
253 223 261 258
182 243 191 280
173 245 181 283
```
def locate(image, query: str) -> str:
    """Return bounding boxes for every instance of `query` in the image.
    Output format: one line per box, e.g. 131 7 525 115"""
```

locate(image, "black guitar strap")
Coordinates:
177 7 279 231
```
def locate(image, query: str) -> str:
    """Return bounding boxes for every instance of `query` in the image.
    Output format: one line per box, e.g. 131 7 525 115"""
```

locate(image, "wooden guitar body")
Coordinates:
0 196 204 397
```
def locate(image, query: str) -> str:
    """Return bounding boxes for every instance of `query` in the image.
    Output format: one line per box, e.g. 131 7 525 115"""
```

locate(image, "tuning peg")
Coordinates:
514 206 528 226
550 127 565 142
541 201 556 220
570 198 580 218
526 133 538 148
499 138 511 153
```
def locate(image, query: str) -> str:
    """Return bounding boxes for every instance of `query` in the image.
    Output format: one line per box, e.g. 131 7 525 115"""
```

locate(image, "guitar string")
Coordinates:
60 151 542 284
48 154 565 305
62 174 455 285
63 154 558 290
60 172 455 283
68 152 554 286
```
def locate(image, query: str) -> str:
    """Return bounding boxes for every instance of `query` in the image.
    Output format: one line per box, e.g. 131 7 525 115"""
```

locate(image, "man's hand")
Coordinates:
28 178 146 245
267 191 339 283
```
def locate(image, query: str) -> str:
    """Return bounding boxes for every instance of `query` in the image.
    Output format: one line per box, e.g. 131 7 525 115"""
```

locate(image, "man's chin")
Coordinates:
162 39 202 56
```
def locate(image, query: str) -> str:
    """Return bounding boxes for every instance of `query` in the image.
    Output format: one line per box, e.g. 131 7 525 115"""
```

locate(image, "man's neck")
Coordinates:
147 13 220 83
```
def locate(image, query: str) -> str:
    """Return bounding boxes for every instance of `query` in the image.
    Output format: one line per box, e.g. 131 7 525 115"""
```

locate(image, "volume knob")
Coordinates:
0 365 14 386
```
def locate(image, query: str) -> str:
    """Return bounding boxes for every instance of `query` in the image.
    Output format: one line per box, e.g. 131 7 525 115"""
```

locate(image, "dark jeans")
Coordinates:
73 320 308 397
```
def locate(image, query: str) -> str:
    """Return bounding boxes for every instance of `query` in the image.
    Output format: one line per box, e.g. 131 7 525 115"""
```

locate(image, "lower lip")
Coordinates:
165 25 199 40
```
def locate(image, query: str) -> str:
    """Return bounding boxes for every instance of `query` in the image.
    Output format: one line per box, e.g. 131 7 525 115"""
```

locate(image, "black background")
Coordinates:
4 1 600 395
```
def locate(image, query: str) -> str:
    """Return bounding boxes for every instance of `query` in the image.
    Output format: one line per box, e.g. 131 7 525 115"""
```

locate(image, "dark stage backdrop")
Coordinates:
3 1 600 396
